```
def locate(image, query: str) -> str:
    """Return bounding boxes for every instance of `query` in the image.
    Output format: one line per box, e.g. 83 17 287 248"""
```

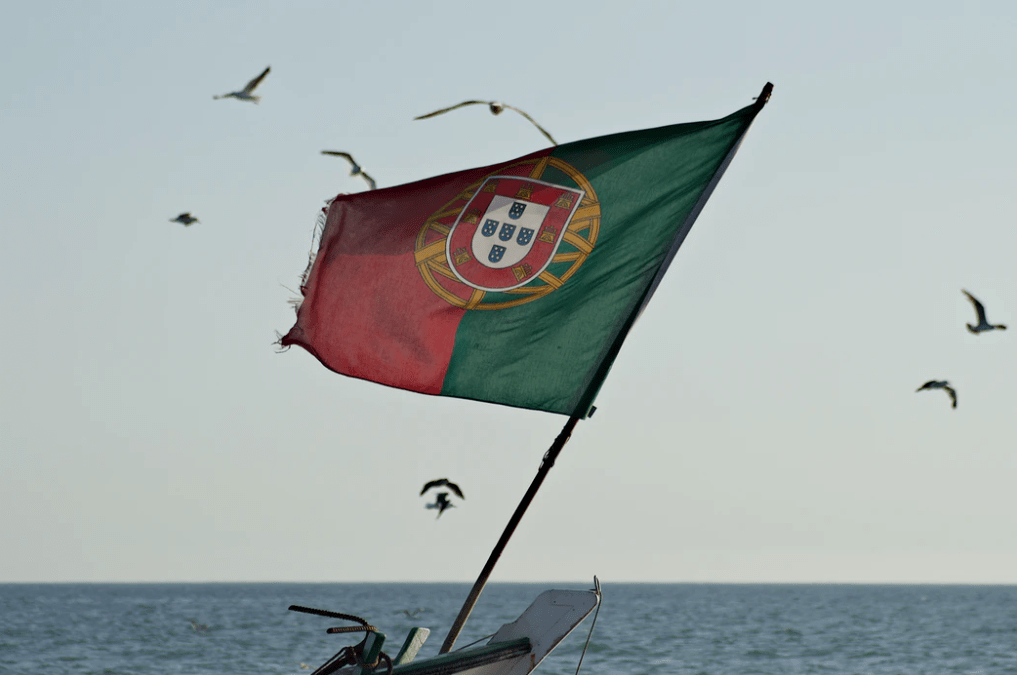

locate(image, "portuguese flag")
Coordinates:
282 86 770 417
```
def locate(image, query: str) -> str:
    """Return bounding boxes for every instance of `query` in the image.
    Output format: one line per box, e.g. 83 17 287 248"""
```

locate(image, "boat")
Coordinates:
290 581 602 675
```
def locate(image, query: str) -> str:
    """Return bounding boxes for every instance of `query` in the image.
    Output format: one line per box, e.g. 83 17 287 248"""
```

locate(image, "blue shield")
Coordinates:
498 223 516 241
517 227 534 246
508 202 527 220
481 219 498 237
488 245 506 264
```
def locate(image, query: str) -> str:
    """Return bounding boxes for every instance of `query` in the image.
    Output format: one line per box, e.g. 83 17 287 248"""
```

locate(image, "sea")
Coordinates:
1 583 1015 674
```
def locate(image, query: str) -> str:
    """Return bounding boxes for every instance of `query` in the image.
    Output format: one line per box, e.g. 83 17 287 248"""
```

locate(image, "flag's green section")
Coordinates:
441 104 759 415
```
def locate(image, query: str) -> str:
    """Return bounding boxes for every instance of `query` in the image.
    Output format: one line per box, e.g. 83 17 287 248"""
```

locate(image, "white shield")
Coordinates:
470 196 550 269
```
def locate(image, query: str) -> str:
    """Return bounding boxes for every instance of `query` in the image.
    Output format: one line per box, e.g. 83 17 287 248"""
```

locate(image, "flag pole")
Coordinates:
439 81 772 653
439 414 581 654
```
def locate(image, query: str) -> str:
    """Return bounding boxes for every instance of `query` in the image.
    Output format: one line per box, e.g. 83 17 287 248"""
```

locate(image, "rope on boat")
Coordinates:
289 604 379 632
350 648 392 675
452 633 496 652
305 644 392 675
288 605 392 675
574 576 602 675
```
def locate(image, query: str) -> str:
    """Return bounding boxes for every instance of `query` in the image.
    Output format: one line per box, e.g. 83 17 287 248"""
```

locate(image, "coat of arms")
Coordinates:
445 177 585 292
415 156 600 310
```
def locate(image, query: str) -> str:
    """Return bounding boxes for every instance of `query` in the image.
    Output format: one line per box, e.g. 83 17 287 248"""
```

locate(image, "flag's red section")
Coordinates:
282 153 549 394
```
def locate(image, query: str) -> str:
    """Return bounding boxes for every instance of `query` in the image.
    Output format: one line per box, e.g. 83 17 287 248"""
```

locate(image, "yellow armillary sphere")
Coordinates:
414 156 600 310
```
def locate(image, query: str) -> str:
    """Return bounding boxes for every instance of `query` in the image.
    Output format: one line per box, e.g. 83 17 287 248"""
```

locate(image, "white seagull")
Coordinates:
916 380 957 409
414 100 557 146
169 212 199 226
214 66 271 103
962 290 1006 334
321 151 377 190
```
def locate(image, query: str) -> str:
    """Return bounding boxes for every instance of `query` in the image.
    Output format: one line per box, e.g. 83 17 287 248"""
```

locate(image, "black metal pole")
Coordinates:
439 415 581 653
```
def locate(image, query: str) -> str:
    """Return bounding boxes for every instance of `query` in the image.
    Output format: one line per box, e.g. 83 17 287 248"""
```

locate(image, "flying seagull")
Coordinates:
425 491 455 519
420 478 464 500
398 608 424 618
320 151 377 190
213 66 271 103
916 380 957 409
962 290 1007 334
414 100 557 146
170 212 199 226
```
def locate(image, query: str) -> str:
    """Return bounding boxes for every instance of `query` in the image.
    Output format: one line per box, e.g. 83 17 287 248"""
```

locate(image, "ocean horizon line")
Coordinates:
3 579 1016 586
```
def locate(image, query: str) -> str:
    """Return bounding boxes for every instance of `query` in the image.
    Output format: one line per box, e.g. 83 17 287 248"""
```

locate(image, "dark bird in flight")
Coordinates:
962 290 1006 334
420 478 464 500
214 66 271 103
426 491 455 519
189 619 209 631
916 380 957 409
170 212 199 226
398 608 424 618
414 100 557 146
321 151 377 190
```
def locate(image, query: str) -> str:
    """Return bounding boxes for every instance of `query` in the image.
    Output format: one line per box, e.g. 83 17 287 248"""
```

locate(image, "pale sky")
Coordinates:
3 0 1017 583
